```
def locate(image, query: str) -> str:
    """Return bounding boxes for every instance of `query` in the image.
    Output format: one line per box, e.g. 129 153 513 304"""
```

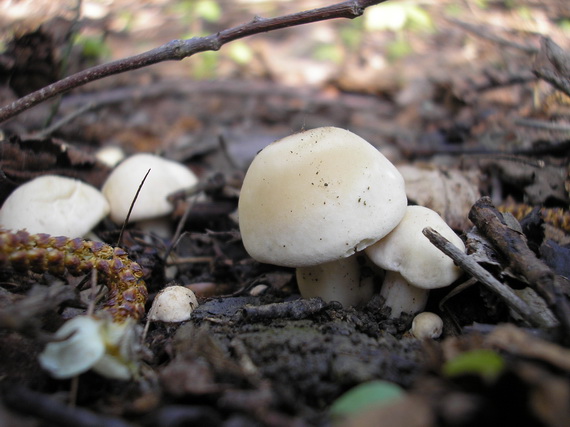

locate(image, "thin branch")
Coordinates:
468 197 570 340
0 0 387 123
446 17 539 55
422 227 551 330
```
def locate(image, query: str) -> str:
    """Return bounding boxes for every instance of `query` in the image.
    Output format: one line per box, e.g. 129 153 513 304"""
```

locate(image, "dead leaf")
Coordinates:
397 164 480 230
485 324 570 371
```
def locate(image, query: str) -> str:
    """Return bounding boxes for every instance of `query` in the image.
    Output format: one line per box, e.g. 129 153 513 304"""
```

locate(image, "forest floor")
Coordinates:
0 0 569 426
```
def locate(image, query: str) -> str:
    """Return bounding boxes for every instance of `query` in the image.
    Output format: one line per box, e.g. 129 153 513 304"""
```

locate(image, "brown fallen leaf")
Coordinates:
485 324 570 372
397 164 480 231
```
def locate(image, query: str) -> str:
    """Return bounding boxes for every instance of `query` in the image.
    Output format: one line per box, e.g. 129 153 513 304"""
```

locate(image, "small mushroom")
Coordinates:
147 285 199 323
102 153 198 236
0 175 109 237
238 127 407 306
365 205 465 317
411 312 443 339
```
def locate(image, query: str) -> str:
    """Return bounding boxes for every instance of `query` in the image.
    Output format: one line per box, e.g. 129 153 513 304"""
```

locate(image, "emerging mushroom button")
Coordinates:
238 127 407 307
238 127 407 268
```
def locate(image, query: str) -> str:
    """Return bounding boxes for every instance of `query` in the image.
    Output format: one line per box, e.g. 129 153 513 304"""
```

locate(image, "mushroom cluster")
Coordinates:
0 153 198 240
238 127 465 326
238 126 407 307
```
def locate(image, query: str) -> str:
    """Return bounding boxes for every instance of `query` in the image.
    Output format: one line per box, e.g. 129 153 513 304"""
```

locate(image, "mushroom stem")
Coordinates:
296 254 374 307
380 270 429 318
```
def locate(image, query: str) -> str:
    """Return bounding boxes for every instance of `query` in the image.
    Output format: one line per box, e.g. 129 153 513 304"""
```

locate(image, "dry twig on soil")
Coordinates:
468 197 570 341
422 226 549 330
0 0 388 123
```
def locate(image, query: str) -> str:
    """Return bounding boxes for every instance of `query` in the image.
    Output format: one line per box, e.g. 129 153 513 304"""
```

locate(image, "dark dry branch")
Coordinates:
0 0 387 123
0 282 74 337
446 17 539 54
2 385 133 427
422 227 550 329
533 37 570 97
468 197 570 340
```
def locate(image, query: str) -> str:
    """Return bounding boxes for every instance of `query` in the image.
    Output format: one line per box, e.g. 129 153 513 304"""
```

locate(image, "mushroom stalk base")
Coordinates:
380 270 429 318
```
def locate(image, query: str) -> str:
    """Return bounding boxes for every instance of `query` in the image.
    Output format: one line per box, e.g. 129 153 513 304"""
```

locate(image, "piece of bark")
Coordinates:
468 197 570 340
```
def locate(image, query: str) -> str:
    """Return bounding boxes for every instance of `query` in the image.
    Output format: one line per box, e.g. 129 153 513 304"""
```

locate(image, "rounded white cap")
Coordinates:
147 285 199 323
365 206 465 289
0 175 110 237
238 127 407 267
411 312 443 339
102 153 198 224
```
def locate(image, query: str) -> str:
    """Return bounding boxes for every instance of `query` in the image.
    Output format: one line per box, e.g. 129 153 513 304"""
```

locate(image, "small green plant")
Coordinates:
73 34 111 63
329 380 405 420
443 349 505 382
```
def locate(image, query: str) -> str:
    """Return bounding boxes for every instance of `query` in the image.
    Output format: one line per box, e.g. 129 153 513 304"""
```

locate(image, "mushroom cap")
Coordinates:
411 312 443 339
238 127 407 267
365 205 465 289
0 175 110 237
147 285 199 323
102 153 198 223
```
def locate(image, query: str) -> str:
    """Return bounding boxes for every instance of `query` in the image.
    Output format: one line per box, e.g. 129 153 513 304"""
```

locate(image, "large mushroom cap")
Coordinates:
0 175 109 237
238 127 407 267
365 205 465 289
102 153 198 224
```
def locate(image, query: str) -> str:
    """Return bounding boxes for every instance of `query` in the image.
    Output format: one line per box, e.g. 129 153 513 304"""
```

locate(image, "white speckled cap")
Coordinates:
238 127 407 267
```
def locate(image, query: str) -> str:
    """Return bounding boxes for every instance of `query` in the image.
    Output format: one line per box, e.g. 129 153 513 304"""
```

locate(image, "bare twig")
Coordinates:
422 227 551 330
514 117 570 133
0 0 387 123
468 197 570 340
446 17 538 54
533 37 570 97
117 168 151 247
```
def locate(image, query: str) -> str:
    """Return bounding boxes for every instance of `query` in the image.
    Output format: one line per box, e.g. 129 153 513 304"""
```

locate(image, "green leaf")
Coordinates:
329 380 405 419
195 0 221 22
228 42 253 65
443 349 505 382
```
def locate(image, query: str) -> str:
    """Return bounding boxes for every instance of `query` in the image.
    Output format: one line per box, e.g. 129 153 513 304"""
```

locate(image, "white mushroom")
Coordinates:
102 153 198 236
296 254 374 307
147 285 199 323
0 175 109 237
365 206 465 317
411 312 443 339
238 127 407 306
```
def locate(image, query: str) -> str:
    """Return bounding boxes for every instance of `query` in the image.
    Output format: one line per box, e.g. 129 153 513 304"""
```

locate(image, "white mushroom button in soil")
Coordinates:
238 127 407 306
147 285 199 323
365 206 465 317
411 312 443 339
0 175 110 238
102 153 198 236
